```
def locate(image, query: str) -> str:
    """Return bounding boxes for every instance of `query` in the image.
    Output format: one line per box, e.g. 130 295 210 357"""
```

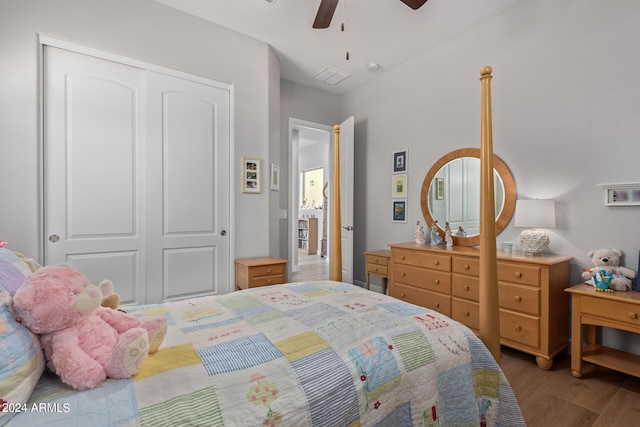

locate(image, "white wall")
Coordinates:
340 0 640 351
0 0 275 260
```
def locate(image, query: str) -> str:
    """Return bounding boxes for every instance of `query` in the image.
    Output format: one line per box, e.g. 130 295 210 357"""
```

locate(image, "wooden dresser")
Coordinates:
388 242 572 369
235 257 287 290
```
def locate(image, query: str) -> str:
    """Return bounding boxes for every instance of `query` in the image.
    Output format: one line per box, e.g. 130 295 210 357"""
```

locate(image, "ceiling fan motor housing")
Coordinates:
400 0 429 10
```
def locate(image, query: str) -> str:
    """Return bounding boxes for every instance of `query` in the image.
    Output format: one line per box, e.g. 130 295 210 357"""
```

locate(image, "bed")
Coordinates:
1 67 524 426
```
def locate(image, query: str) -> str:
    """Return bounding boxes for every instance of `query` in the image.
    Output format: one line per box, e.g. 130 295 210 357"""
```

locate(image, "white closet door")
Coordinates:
145 72 230 302
43 46 231 303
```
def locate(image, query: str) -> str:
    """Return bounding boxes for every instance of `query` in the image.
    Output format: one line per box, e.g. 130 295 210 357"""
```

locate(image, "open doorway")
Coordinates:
289 119 331 281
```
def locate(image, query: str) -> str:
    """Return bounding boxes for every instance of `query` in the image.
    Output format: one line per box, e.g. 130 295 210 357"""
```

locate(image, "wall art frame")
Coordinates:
392 199 407 223
393 149 407 173
392 174 408 198
242 157 261 193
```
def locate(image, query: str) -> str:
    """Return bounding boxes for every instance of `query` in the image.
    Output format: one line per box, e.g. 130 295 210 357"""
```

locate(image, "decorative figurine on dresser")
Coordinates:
445 222 454 247
413 220 426 244
429 221 445 245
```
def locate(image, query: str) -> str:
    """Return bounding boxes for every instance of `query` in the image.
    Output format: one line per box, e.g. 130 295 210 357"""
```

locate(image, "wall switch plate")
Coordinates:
279 209 287 219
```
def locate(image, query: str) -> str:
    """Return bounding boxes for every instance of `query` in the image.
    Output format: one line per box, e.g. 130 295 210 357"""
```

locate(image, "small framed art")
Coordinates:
392 200 407 223
242 157 261 193
393 150 407 173
270 164 280 191
435 177 444 200
599 182 640 206
392 174 408 198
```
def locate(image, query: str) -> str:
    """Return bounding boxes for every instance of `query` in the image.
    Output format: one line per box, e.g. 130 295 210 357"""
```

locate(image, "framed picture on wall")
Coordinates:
392 174 408 198
392 200 407 223
242 157 261 193
393 150 407 173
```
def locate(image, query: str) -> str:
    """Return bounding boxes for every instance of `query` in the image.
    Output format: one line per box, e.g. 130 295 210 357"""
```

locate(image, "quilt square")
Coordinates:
292 347 359 427
378 302 427 317
288 303 345 327
275 331 330 362
391 330 435 371
197 334 283 375
139 386 223 427
348 337 402 403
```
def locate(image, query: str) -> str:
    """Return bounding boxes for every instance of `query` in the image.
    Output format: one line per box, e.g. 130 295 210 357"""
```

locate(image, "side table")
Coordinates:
364 250 390 294
235 257 287 290
566 283 640 378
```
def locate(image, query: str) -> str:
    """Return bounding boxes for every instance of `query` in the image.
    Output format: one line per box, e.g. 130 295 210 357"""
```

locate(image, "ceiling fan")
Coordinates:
313 0 429 29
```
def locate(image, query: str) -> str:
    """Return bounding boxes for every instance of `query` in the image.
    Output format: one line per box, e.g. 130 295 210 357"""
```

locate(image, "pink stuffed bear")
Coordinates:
12 265 167 390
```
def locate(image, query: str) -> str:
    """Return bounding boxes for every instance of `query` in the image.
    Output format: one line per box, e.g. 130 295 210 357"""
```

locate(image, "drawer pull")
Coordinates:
629 312 638 320
400 293 406 298
464 264 470 270
434 279 440 284
515 296 522 302
515 325 522 332
435 303 440 308
464 311 470 317
464 285 470 291
266 268 271 273
434 260 440 265
401 255 406 260
515 272 522 278
401 272 406 277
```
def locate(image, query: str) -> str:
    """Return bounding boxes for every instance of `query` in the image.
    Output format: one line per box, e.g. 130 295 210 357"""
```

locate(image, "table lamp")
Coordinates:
514 199 556 254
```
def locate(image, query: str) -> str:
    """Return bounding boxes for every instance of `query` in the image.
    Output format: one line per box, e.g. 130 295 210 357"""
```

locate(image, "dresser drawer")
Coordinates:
500 310 540 348
367 262 388 276
498 262 540 287
392 283 451 316
581 296 640 328
499 283 540 316
452 298 479 330
250 263 286 278
452 257 479 276
394 264 451 293
452 274 479 301
393 249 451 272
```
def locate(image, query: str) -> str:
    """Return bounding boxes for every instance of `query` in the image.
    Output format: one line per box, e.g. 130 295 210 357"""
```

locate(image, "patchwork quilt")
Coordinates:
5 281 524 426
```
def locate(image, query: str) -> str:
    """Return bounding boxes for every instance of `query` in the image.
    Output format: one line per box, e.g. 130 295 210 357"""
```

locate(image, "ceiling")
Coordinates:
153 0 523 95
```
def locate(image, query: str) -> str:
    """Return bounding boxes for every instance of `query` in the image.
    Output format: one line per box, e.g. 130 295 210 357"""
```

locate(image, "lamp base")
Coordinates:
519 229 550 254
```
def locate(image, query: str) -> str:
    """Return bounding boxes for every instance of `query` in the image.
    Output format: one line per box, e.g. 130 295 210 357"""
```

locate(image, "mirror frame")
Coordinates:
420 148 516 247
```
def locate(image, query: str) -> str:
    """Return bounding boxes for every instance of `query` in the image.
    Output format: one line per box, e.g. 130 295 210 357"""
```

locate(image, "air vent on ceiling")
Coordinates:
313 66 351 86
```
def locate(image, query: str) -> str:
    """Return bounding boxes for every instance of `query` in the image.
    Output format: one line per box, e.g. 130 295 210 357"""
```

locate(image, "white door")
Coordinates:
333 116 354 283
43 46 231 304
144 72 230 302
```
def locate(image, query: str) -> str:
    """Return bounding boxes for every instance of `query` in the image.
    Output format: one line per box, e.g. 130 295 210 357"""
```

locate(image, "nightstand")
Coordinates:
364 250 390 294
235 257 287 290
566 283 640 378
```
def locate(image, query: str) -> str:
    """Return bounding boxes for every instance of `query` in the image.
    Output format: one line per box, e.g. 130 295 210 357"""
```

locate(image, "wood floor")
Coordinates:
291 253 640 427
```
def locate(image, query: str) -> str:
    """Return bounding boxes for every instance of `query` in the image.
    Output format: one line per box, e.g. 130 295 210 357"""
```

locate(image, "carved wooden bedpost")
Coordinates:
479 66 501 363
330 125 343 281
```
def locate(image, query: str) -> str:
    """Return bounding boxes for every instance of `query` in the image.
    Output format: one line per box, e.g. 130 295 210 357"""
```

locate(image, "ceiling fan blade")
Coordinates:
400 0 428 10
313 0 339 29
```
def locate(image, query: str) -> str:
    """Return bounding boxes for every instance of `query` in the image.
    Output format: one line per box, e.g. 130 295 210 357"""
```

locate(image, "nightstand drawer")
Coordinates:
499 283 540 316
582 296 640 327
250 263 285 278
391 283 451 316
251 274 286 288
498 262 540 287
367 263 388 276
366 254 389 267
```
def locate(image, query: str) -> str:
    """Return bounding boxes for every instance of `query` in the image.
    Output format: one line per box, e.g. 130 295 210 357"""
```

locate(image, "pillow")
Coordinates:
0 250 45 425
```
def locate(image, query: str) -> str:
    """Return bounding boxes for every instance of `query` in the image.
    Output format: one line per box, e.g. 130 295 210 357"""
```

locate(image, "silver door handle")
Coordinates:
49 235 60 243
220 230 227 236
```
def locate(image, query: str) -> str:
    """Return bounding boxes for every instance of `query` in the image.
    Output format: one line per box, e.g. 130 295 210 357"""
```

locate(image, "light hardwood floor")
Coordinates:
291 253 640 427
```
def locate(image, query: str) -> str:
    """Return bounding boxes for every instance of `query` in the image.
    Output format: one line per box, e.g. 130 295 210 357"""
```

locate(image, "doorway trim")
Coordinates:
288 118 332 274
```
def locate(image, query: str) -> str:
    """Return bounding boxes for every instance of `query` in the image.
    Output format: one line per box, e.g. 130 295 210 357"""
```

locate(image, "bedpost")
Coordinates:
330 125 343 281
479 66 501 363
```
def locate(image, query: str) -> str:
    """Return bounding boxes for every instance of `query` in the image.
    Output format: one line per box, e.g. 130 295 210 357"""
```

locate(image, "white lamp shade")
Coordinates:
514 199 556 229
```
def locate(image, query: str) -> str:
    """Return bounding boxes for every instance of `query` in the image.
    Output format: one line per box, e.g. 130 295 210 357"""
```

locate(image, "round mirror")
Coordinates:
420 148 516 247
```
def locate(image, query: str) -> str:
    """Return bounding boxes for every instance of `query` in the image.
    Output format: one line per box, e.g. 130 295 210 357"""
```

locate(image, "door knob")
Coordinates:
342 226 354 231
220 230 227 236
49 235 60 243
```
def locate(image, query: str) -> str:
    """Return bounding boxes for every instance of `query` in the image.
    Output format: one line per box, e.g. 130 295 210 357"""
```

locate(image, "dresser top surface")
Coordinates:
388 242 573 265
